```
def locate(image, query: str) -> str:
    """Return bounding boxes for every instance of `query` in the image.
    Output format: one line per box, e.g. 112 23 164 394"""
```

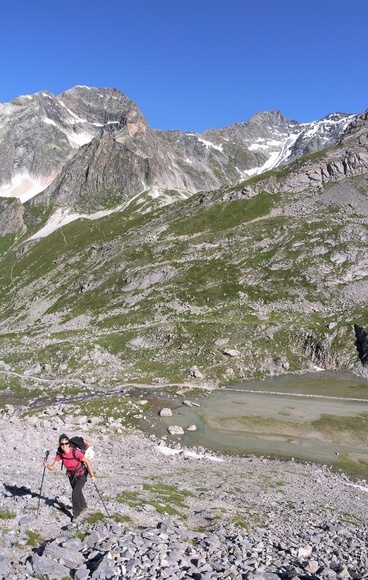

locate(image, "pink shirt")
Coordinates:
55 447 85 477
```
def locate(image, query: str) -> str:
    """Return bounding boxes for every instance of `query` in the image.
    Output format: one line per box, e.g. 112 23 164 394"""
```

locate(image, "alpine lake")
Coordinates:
142 371 368 479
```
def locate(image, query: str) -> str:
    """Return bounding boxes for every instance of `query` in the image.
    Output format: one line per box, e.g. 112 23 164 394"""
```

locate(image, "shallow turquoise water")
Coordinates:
157 371 368 471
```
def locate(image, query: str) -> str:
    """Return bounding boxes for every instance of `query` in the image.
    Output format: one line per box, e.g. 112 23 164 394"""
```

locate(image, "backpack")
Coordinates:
69 436 95 460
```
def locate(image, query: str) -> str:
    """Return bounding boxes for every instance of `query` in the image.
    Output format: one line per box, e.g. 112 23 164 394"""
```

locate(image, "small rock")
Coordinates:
223 349 240 357
159 408 173 417
167 426 184 435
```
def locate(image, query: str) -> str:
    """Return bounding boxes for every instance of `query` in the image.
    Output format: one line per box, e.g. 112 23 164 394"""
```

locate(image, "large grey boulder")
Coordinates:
31 553 70 579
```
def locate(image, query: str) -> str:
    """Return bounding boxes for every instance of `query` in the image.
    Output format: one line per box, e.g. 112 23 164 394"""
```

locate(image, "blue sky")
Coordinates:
1 0 367 132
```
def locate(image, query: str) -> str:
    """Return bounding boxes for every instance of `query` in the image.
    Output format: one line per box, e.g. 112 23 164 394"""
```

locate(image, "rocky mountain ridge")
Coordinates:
227 110 368 201
0 87 355 213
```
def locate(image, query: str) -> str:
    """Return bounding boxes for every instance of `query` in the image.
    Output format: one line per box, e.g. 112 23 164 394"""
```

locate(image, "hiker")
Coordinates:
44 434 96 522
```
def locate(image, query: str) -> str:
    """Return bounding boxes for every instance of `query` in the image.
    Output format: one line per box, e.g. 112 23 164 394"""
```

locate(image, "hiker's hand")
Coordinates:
91 476 96 482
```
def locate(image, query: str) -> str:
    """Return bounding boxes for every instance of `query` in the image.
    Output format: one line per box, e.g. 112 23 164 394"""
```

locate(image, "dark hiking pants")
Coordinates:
69 475 87 518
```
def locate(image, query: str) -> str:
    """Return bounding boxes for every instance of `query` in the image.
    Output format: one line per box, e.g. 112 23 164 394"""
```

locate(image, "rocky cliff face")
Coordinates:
0 87 357 214
0 87 143 202
0 197 25 236
32 132 152 212
228 110 368 201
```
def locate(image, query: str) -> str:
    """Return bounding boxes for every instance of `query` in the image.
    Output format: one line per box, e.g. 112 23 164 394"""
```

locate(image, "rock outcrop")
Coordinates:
0 197 25 235
32 132 152 212
354 324 368 366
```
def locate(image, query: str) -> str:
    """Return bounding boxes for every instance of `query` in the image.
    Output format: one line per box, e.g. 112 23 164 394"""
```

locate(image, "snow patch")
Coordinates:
147 187 188 204
157 444 224 462
0 174 52 203
344 482 368 493
57 100 90 123
43 117 58 127
26 206 125 240
249 138 283 151
148 187 162 199
245 133 300 177
187 134 223 153
64 129 94 148
43 115 99 147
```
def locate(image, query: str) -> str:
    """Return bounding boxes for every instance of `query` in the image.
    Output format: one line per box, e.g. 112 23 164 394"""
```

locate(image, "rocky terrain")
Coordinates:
1 402 368 579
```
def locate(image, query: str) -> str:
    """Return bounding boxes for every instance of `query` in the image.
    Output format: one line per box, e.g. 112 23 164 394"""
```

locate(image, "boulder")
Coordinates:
188 366 203 379
223 349 240 357
159 408 173 417
167 426 184 435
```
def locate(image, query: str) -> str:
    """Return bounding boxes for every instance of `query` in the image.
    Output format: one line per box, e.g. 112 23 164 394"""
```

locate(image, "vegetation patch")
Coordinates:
116 491 142 508
116 482 196 519
167 191 275 236
84 511 106 525
25 529 45 547
231 515 250 531
112 513 133 524
311 413 368 447
0 509 16 519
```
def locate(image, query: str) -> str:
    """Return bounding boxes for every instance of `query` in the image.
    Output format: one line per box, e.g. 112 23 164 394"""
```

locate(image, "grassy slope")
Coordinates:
0 173 367 396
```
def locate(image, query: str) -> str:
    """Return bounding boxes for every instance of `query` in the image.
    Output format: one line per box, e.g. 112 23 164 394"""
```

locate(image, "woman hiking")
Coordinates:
44 434 95 523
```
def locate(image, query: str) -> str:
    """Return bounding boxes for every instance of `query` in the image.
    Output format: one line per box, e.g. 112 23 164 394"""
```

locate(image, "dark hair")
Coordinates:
59 434 69 444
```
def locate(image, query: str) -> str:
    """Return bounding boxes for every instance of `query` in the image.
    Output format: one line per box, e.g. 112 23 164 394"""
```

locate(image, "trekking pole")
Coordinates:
36 450 49 519
85 464 111 518
92 480 111 519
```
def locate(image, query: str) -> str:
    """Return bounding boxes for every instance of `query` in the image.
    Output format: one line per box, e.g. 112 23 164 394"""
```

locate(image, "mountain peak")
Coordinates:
0 85 363 206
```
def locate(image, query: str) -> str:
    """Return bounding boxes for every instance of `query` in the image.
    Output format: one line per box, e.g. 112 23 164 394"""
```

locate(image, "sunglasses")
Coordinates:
60 442 70 446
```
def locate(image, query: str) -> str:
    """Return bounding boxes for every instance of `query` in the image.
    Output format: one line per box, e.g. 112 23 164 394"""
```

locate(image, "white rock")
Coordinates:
28 416 39 426
167 425 184 435
182 400 194 407
73 415 88 425
159 408 173 417
306 560 319 574
298 546 313 559
188 366 203 378
223 349 240 357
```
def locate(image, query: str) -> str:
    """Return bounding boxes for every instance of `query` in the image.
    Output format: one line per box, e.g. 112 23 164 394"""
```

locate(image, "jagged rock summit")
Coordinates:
0 86 356 211
0 86 140 202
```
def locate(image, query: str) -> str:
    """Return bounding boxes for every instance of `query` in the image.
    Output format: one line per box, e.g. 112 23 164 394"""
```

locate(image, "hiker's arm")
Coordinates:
83 457 95 481
44 459 59 471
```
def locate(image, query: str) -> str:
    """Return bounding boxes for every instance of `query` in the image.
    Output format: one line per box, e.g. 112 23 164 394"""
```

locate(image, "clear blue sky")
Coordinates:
1 0 367 132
